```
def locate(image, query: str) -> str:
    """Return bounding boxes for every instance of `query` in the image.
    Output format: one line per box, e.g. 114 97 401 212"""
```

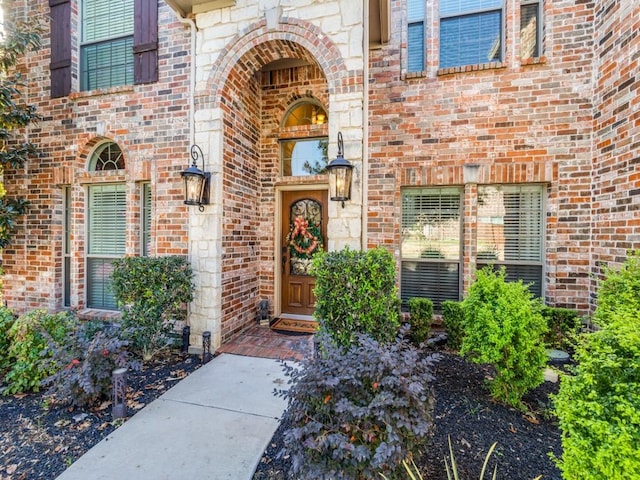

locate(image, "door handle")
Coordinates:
282 247 287 274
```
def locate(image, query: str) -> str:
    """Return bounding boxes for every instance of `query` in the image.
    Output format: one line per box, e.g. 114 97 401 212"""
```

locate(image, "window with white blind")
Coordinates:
477 184 544 297
87 184 126 309
440 0 504 68
520 0 542 59
407 0 426 72
81 0 134 91
401 187 462 310
141 183 152 256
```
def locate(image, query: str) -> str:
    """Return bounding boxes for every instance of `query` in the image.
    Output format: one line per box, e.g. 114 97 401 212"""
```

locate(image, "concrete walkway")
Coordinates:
56 354 289 480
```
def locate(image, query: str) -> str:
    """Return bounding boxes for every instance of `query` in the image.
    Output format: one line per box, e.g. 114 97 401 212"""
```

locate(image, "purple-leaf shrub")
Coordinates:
44 322 140 407
278 328 440 479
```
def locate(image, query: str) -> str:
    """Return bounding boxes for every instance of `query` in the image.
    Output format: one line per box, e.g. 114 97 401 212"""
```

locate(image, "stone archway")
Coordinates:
216 36 332 341
189 15 364 348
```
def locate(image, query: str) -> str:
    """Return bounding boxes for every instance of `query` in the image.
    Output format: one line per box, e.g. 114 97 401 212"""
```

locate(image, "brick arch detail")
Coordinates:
205 18 350 106
78 137 129 170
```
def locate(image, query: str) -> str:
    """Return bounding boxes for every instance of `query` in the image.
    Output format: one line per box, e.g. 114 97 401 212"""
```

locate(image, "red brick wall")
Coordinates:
2 1 191 313
368 0 595 311
591 0 640 306
219 47 329 343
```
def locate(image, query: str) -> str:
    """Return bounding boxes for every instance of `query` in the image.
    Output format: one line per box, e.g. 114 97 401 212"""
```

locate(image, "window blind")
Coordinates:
401 187 462 310
440 10 502 68
407 0 425 72
87 184 126 310
88 184 126 256
86 258 118 309
142 183 152 256
477 184 544 297
82 0 134 42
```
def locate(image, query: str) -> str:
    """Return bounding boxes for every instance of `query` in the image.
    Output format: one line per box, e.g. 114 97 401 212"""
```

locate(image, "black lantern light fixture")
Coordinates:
326 132 353 208
181 145 211 212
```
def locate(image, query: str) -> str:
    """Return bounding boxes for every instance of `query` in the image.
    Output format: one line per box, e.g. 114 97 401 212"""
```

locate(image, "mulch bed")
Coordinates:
253 351 563 480
0 351 202 480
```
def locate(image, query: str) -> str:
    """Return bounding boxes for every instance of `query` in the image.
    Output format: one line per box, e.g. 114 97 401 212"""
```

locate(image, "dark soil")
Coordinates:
253 351 562 480
0 351 202 479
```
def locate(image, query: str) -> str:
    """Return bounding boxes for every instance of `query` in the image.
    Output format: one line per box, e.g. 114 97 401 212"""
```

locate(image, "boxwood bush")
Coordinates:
554 255 640 480
441 300 464 351
407 297 433 345
311 247 400 349
111 255 194 361
461 267 547 409
593 251 640 326
279 329 439 479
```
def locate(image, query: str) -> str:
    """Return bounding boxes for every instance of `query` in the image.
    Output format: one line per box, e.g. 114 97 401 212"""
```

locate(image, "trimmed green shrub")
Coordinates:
3 310 75 394
0 306 16 373
111 256 194 361
280 329 439 479
593 251 640 326
441 300 464 351
554 254 640 479
43 321 140 407
553 309 640 479
311 246 401 349
408 297 433 345
541 306 581 350
461 267 547 409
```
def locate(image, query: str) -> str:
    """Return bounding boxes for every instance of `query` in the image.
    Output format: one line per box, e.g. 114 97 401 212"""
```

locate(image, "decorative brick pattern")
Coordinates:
368 0 596 312
2 1 191 313
3 0 639 344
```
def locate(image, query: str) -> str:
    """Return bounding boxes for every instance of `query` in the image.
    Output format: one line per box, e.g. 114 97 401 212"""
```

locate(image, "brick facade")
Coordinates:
2 1 191 313
2 0 639 347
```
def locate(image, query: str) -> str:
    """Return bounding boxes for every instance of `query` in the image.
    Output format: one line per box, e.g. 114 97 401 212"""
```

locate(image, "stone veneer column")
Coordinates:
186 0 365 345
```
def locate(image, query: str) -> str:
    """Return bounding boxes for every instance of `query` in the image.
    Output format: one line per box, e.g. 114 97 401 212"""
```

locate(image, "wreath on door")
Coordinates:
287 215 323 259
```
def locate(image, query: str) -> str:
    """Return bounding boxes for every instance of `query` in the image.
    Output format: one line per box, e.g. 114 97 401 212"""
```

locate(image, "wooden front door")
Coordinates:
281 190 328 316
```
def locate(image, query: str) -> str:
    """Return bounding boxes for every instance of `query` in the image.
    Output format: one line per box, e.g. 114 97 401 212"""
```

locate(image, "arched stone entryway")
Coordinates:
189 16 364 348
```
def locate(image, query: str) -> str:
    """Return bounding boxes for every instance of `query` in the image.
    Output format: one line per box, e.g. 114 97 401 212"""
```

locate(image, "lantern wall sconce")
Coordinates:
181 145 211 212
326 132 353 208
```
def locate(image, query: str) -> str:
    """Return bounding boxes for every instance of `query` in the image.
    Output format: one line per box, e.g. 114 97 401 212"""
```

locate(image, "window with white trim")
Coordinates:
440 0 504 68
407 0 426 72
81 0 134 91
401 187 462 310
477 184 544 297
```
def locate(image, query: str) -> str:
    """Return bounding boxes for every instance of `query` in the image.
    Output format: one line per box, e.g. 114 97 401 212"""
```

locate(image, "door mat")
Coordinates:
270 317 318 335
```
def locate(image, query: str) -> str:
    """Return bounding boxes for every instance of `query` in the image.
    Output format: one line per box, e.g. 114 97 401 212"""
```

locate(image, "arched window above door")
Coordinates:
281 100 327 127
280 100 328 176
89 141 125 171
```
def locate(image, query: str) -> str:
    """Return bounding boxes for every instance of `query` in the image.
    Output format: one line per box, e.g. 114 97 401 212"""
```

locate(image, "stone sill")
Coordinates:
69 85 135 101
437 62 505 76
76 308 122 322
520 56 547 66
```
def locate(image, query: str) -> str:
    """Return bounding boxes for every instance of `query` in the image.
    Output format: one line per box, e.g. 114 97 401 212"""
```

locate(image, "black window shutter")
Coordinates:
134 0 159 84
49 0 71 98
